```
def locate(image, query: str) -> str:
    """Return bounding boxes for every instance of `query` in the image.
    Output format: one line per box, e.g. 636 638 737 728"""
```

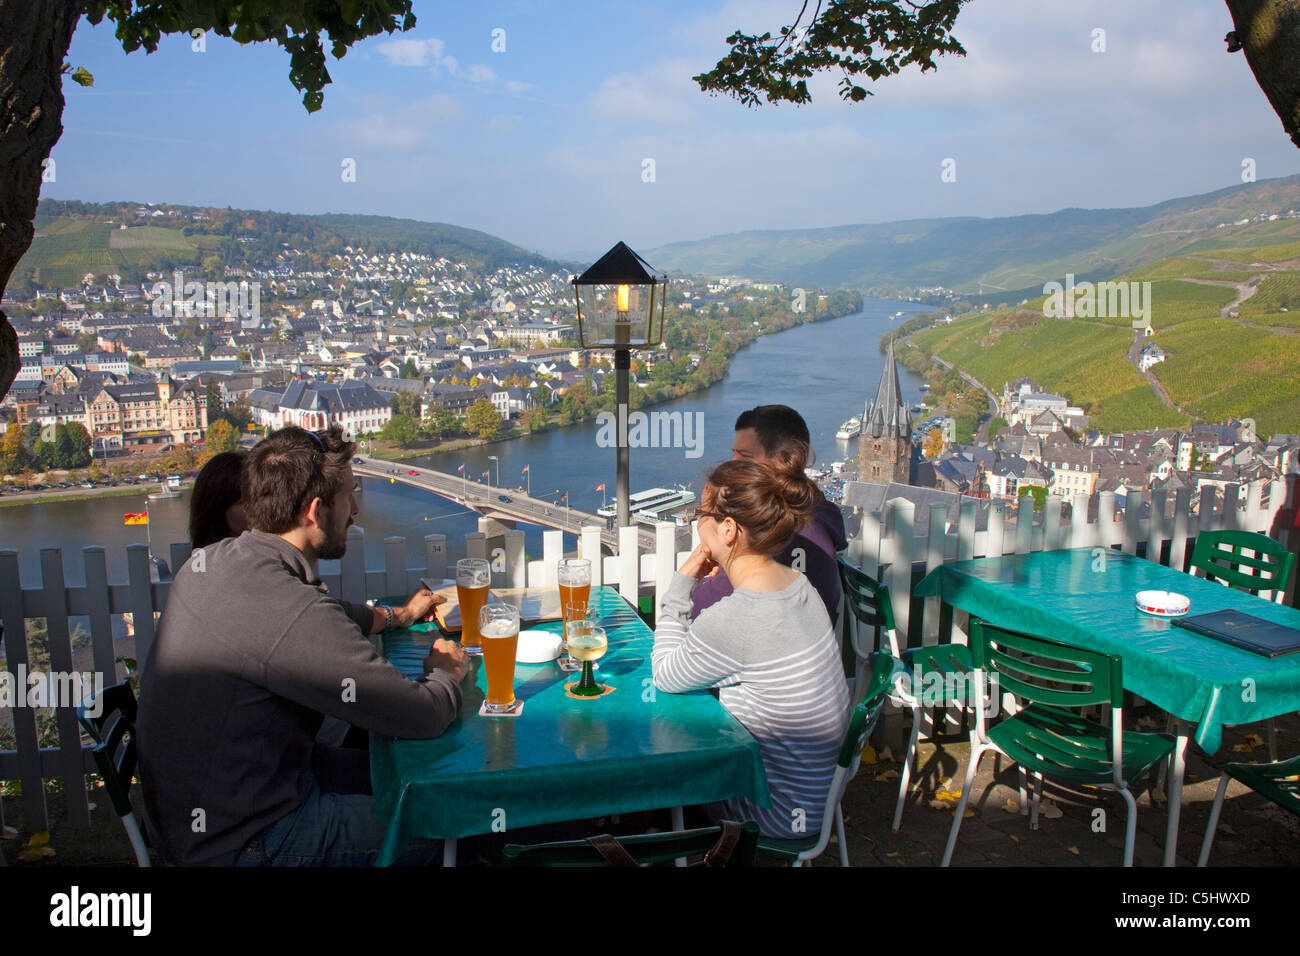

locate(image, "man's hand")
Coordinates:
398 587 447 628
679 541 717 580
424 638 472 683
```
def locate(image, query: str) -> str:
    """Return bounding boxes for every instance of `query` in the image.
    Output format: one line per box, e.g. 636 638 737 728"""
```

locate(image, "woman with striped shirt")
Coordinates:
652 448 850 840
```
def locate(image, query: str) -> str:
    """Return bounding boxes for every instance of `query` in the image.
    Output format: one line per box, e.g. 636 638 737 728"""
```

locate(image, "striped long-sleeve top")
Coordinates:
652 571 850 840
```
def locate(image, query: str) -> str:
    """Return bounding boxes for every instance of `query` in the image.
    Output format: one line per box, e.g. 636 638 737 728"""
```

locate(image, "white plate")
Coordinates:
1135 590 1190 617
516 628 562 663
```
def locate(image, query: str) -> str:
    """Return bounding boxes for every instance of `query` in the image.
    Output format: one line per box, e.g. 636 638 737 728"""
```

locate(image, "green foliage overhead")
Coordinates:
80 0 417 113
695 0 968 107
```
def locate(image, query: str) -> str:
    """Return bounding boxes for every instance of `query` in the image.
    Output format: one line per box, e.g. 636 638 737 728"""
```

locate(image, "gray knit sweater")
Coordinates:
653 571 850 839
138 530 463 866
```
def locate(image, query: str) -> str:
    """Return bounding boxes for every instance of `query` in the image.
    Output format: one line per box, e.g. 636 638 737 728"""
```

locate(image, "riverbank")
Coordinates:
0 483 187 509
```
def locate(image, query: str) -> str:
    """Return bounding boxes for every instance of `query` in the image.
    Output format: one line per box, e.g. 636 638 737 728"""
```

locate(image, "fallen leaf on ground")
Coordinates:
929 799 951 811
1003 799 1020 813
17 845 55 862
1008 834 1020 844
875 769 901 782
1186 773 1199 783
860 744 878 766
1232 743 1257 753
932 790 962 803
1067 845 1080 856
886 851 901 858
1151 787 1167 806
1039 802 1063 820
879 746 896 763
963 809 975 819
26 831 50 847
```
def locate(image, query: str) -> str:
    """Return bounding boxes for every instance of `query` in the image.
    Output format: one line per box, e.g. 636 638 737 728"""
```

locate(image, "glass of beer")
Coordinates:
456 558 491 655
479 604 520 714
567 623 608 697
558 558 591 616
558 557 591 664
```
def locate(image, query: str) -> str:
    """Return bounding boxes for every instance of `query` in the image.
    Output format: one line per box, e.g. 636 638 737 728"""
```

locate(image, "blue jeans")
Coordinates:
234 780 439 867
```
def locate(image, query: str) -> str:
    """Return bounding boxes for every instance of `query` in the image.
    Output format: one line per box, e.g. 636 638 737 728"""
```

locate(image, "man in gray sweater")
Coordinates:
138 426 470 866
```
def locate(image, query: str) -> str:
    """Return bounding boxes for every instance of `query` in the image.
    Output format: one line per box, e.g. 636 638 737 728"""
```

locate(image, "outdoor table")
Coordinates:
369 585 769 866
914 547 1300 866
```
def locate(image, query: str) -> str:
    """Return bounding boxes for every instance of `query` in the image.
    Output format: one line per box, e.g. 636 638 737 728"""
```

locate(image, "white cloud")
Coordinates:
331 93 464 150
375 35 532 94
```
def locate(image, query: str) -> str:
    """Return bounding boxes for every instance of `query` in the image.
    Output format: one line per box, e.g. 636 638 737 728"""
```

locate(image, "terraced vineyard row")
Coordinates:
1126 257 1257 282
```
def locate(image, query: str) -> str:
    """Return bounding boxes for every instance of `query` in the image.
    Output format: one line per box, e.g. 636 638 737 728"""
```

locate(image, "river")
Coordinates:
0 298 933 585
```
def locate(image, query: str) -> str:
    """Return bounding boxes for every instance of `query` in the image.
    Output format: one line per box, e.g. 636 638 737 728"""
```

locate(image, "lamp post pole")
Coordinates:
488 455 499 487
615 348 630 529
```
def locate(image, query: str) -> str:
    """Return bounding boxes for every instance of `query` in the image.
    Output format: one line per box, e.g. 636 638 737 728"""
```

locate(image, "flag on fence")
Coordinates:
561 492 568 502
482 472 490 479
521 464 529 474
595 483 606 492
457 464 465 473
123 512 148 526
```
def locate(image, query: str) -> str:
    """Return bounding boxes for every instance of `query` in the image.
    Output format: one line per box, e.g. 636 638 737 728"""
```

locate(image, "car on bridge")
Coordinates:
407 469 418 476
353 457 365 464
497 495 512 503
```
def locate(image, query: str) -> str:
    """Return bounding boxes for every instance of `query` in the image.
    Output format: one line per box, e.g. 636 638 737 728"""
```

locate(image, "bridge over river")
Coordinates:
353 458 667 553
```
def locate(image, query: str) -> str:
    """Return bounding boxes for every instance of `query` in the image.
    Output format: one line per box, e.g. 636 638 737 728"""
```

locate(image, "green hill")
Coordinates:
647 175 1300 294
904 234 1300 437
16 200 566 289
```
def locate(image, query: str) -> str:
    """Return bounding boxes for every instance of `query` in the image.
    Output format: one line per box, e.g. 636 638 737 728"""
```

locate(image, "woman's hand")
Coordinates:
679 541 717 580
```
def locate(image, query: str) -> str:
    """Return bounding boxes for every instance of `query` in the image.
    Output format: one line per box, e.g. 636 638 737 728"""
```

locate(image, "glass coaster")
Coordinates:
478 699 524 718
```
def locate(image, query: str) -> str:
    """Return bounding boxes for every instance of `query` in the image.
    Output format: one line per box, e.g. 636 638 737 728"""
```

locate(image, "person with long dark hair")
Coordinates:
653 443 850 840
188 450 248 549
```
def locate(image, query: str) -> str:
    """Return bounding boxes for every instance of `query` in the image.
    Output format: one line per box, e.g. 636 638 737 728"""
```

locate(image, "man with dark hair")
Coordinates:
691 405 847 622
139 425 469 866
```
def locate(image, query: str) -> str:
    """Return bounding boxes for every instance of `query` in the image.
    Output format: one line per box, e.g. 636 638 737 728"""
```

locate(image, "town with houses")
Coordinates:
0 235 771 474
844 344 1297 527
1 215 1295 526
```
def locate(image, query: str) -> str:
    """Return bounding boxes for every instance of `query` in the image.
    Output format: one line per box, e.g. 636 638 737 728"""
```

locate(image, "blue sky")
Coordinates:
46 0 1300 261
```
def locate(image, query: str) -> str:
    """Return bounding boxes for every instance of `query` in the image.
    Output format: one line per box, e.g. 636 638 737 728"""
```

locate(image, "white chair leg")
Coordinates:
1267 717 1278 763
942 738 988 866
1018 766 1029 816
892 704 922 833
1197 772 1232 867
1029 772 1043 830
835 803 849 867
1156 712 1175 791
123 811 152 868
1119 787 1139 867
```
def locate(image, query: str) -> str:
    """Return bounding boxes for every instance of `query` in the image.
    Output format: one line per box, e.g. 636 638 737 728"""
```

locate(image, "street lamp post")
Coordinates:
572 242 667 529
488 455 499 488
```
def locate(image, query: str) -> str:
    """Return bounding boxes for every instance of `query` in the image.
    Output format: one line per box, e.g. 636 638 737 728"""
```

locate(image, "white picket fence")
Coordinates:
1 474 1296 837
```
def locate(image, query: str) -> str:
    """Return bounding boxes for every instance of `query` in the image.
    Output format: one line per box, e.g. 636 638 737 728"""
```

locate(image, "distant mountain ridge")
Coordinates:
645 175 1300 293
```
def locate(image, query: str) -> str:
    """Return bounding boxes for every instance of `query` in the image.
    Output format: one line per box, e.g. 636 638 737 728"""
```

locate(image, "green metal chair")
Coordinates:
1189 529 1294 602
502 820 759 867
757 650 901 866
839 559 977 833
942 619 1174 867
1198 754 1300 865
76 681 151 867
1188 529 1295 762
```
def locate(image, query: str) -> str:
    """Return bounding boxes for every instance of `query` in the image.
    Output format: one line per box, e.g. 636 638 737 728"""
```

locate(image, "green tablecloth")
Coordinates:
914 548 1300 754
369 586 768 865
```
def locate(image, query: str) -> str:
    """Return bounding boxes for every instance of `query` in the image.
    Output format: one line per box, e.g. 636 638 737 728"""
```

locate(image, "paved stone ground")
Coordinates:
827 706 1300 868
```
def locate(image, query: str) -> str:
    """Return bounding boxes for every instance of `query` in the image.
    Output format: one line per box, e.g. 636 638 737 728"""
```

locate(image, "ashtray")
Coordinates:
1135 590 1189 617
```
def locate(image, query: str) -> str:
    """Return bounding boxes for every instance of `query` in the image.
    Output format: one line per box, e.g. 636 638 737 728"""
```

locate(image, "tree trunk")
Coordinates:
1225 0 1300 148
0 0 79 401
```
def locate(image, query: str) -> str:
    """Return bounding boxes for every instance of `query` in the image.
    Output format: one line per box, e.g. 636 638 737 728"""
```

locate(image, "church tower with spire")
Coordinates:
857 340 914 484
